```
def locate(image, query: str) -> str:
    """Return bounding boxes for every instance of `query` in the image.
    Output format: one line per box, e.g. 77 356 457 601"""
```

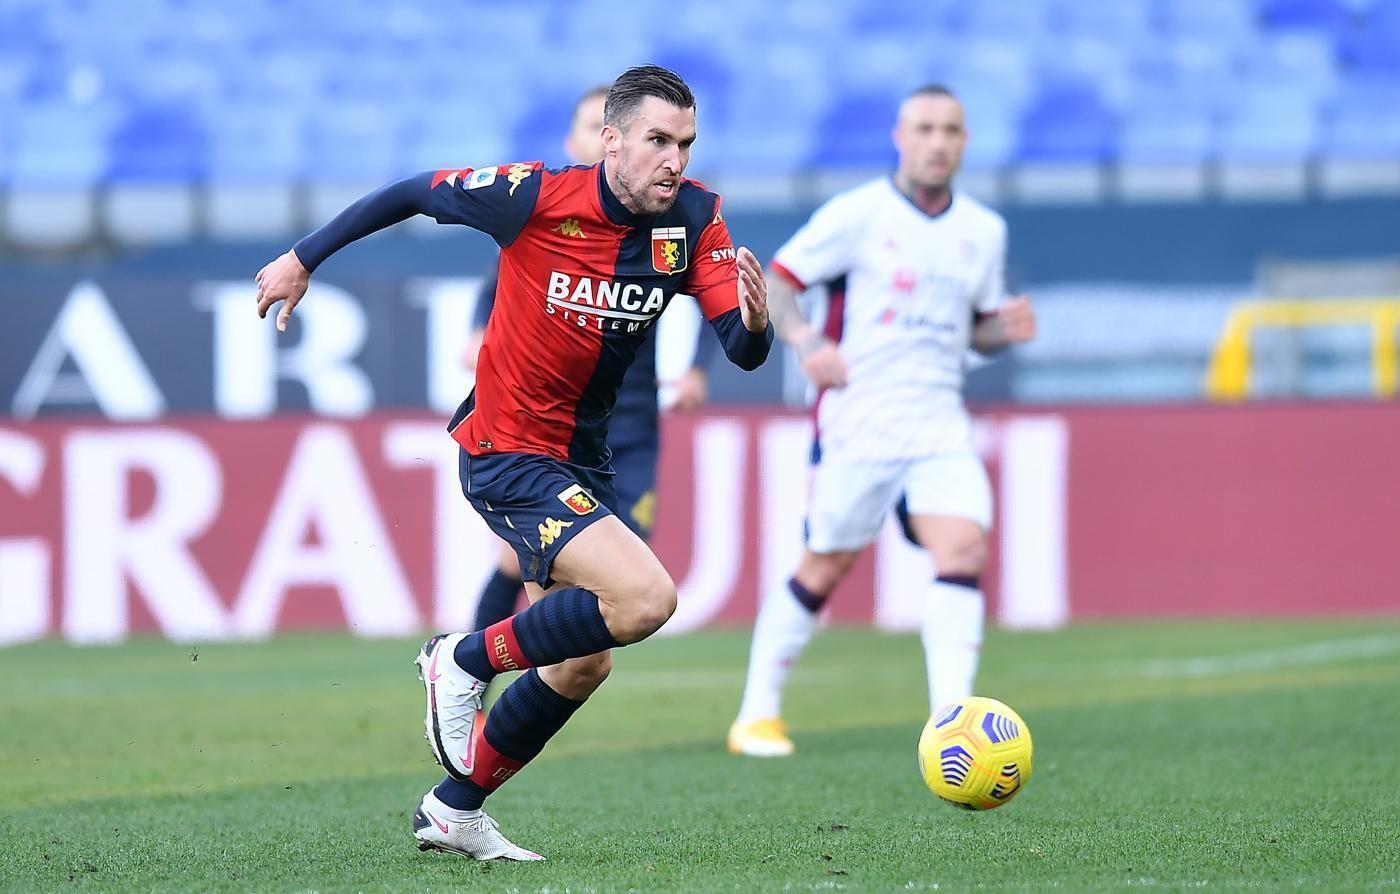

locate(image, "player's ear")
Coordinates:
601 123 621 155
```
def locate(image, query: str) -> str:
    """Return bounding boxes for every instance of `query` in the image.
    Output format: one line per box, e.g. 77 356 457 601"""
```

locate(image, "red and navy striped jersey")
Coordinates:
424 161 765 467
292 160 771 469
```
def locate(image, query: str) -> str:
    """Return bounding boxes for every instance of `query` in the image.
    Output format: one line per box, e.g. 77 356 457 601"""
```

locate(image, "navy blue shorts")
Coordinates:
459 449 621 588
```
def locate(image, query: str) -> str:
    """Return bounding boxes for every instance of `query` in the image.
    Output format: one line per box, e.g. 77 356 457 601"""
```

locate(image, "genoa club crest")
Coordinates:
651 227 688 274
556 484 599 516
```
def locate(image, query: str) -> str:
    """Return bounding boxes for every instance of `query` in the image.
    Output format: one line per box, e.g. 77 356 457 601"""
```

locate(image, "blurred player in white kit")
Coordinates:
729 84 1037 757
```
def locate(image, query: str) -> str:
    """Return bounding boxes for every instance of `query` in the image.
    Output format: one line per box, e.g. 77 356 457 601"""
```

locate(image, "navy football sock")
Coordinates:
433 669 585 810
454 587 619 681
472 569 524 632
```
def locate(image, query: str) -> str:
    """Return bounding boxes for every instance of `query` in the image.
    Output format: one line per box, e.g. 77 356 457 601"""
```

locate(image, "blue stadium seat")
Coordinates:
1339 4 1400 75
305 103 403 182
108 104 206 183
1048 0 1151 42
1323 79 1400 158
958 88 1021 170
1258 0 1349 32
1018 82 1117 162
1157 0 1255 40
206 103 306 184
811 92 901 168
7 99 115 187
1119 105 1215 164
1218 87 1319 162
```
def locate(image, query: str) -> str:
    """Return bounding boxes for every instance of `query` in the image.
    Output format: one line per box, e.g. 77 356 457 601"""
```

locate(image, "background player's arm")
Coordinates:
768 264 848 389
966 218 1035 353
970 297 1036 352
768 193 861 389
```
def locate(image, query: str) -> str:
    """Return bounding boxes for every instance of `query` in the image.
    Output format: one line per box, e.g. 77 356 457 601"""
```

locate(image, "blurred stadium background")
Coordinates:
3 0 1400 648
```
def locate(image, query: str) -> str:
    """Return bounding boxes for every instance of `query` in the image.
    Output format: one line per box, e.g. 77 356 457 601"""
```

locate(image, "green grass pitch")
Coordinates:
2 620 1398 892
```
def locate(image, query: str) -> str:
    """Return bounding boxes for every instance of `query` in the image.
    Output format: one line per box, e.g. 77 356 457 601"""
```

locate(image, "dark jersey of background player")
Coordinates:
294 161 767 469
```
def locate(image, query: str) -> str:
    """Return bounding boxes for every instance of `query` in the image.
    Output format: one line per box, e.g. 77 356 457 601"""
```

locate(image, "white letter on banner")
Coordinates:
0 431 50 644
404 277 486 415
660 419 747 636
234 425 418 637
383 421 497 630
998 416 1070 630
198 282 372 418
757 417 813 619
63 429 228 643
12 281 165 420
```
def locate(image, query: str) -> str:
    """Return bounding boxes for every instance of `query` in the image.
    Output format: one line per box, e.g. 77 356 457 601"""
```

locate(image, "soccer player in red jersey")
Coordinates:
255 66 771 860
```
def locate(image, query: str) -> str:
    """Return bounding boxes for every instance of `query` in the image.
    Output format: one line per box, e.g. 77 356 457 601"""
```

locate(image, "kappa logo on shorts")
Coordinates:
557 484 599 516
538 517 573 548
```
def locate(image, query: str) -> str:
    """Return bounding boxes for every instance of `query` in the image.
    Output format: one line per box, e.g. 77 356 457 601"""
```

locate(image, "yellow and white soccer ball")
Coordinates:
918 696 1033 810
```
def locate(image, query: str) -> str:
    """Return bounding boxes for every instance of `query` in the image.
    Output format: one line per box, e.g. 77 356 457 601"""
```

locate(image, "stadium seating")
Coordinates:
0 0 1397 194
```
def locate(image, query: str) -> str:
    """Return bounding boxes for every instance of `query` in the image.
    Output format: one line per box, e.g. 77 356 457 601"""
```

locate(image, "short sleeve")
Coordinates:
684 198 740 321
972 218 1008 316
425 162 543 247
770 192 864 289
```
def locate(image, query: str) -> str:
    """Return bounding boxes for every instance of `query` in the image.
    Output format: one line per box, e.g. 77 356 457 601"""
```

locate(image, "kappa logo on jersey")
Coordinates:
538 517 573 548
506 162 534 196
651 227 688 274
553 218 587 238
467 168 497 189
556 484 599 516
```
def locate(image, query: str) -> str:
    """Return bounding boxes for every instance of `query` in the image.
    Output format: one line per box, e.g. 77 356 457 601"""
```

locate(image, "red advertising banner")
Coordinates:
1 403 1397 645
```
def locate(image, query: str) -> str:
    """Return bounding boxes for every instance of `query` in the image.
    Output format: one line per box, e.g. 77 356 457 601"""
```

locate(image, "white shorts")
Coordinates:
805 449 992 553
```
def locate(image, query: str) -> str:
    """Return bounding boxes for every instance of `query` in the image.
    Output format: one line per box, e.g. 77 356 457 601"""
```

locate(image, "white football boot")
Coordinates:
415 633 488 781
412 790 544 861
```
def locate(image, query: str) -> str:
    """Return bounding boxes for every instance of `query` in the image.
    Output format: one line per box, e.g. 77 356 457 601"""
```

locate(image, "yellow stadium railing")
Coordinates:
1205 298 1400 400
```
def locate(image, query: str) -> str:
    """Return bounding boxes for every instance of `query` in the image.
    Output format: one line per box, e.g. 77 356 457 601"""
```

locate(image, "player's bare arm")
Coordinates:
971 295 1037 353
766 267 848 389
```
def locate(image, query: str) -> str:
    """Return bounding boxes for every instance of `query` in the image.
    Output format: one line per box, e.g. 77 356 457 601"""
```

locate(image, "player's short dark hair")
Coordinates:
604 65 695 130
906 83 959 101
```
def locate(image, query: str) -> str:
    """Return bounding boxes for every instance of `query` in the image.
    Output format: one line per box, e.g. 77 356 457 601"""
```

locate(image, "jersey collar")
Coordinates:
887 176 956 220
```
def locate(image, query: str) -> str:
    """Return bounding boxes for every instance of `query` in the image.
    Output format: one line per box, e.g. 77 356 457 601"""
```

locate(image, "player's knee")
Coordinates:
568 651 613 690
612 570 677 643
937 536 987 577
797 551 858 596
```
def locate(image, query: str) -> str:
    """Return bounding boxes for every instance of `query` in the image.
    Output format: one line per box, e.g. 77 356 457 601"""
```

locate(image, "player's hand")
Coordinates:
799 337 848 389
667 366 708 411
461 329 486 372
1000 295 1036 343
736 247 769 333
255 250 311 332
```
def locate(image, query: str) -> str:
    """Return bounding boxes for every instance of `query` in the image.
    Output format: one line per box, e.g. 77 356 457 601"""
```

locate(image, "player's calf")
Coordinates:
540 650 613 701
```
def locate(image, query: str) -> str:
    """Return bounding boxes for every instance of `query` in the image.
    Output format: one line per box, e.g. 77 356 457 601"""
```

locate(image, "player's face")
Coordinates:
893 94 967 190
603 96 696 216
563 94 606 165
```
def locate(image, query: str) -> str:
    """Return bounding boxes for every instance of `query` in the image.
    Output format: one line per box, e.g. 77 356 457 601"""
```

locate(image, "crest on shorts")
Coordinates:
651 227 688 274
557 483 599 516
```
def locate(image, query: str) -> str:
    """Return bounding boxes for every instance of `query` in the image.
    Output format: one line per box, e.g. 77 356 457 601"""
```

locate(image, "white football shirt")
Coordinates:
773 178 1007 460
